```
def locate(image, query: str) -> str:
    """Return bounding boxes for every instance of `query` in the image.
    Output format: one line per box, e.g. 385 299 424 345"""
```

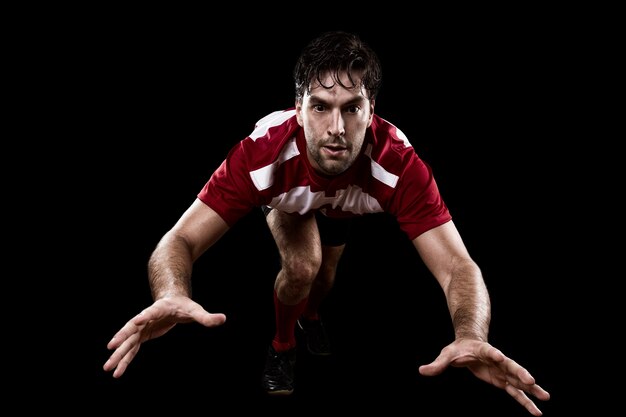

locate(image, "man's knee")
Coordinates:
281 254 321 285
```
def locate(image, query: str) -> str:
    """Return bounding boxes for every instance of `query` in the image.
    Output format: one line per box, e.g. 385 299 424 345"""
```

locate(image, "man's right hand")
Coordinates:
103 296 227 378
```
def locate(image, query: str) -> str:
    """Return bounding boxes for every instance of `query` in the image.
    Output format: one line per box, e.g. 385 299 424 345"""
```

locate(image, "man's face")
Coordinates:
296 71 374 176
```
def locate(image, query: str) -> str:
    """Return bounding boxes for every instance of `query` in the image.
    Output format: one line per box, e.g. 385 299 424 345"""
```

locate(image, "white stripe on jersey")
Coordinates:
384 119 412 148
268 184 383 215
249 109 297 141
364 144 399 188
250 137 300 191
252 141 401 214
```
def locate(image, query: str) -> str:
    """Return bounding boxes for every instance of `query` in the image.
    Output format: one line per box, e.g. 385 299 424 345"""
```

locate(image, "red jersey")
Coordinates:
198 108 451 240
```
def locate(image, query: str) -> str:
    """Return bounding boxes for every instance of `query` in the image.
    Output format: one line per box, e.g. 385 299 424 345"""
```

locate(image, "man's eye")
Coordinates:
313 105 325 112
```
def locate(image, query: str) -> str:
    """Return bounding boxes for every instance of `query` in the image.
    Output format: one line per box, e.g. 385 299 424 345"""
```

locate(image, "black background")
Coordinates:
60 9 587 416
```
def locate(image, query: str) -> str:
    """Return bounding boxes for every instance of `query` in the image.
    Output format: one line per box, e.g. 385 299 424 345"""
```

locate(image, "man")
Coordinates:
103 31 550 415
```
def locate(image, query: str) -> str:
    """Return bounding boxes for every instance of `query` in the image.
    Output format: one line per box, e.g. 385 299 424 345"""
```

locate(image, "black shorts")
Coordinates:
261 206 351 247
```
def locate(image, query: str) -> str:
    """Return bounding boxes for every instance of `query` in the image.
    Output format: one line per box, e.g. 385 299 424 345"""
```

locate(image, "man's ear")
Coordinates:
295 101 304 126
368 99 375 126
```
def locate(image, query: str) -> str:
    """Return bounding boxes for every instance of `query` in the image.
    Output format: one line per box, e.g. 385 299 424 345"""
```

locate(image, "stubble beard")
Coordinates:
307 134 363 176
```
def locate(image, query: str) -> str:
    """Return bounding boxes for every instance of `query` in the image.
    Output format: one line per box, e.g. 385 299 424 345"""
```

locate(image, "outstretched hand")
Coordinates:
103 296 226 378
419 339 550 416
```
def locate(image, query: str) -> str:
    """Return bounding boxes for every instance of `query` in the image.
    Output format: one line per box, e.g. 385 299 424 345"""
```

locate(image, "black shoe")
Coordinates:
261 345 297 396
297 317 331 356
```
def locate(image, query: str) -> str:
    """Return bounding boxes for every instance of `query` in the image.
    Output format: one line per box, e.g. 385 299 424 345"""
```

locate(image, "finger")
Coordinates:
528 383 551 401
106 318 144 349
103 333 141 374
480 346 534 384
106 304 164 349
504 382 544 416
132 304 167 326
502 366 551 411
504 360 537 385
510 366 552 402
477 343 506 364
188 306 227 327
110 345 140 378
418 351 454 376
111 359 128 378
499 357 548 395
155 299 227 326
507 374 551 402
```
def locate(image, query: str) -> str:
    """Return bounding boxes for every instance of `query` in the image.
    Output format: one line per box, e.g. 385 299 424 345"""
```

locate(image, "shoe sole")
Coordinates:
308 349 331 356
266 388 294 396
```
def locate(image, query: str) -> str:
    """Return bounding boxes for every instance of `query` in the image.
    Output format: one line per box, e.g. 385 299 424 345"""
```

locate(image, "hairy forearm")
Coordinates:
445 260 491 342
147 232 194 300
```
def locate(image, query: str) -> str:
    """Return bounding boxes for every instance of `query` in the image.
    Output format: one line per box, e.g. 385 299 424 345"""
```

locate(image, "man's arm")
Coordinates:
103 198 230 378
149 198 230 300
413 220 490 341
413 220 550 416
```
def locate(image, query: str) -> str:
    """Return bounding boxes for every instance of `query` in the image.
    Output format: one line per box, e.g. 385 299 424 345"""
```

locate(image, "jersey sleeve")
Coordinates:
197 141 259 226
198 108 299 226
391 155 452 240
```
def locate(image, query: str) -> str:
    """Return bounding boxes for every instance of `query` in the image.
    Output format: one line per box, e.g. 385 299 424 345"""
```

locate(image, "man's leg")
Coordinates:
298 244 344 355
262 209 321 395
297 211 350 355
301 245 344 320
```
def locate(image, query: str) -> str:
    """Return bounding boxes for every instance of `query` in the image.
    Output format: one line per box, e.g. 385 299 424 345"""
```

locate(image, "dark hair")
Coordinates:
293 31 382 102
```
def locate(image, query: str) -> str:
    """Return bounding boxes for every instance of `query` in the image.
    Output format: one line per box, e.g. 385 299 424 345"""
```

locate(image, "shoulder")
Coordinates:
370 114 413 150
231 108 301 170
249 108 298 140
368 114 420 169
